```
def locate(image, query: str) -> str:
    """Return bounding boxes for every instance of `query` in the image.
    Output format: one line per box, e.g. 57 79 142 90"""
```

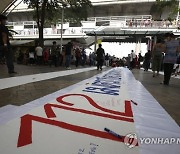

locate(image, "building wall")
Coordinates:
7 2 173 23
88 2 155 17
7 12 34 22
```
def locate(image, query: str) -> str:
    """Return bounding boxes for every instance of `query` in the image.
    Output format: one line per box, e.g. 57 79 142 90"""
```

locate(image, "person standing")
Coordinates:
35 43 43 65
65 41 73 69
96 44 105 70
152 38 164 77
143 50 151 71
138 53 143 69
89 52 93 66
75 47 81 67
0 14 16 76
162 33 179 85
43 48 49 65
50 41 58 67
81 47 86 66
127 54 131 69
105 53 110 67
130 50 136 69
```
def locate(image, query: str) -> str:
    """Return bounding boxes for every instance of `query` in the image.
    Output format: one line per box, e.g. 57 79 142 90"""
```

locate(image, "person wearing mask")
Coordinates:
0 14 17 76
96 44 105 70
162 33 179 85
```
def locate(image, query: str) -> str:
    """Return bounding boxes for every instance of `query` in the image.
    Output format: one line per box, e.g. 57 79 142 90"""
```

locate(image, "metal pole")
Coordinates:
176 0 180 26
60 7 64 53
94 35 97 53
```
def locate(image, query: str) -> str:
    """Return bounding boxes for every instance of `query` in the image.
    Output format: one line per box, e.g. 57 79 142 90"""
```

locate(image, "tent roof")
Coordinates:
85 27 175 37
0 0 16 13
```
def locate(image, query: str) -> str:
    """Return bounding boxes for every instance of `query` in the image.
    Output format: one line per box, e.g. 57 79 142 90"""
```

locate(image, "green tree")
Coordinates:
23 0 92 47
151 0 179 20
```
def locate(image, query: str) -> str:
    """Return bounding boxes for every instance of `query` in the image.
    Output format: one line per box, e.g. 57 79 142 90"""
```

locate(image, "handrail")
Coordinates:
7 18 179 37
86 15 152 22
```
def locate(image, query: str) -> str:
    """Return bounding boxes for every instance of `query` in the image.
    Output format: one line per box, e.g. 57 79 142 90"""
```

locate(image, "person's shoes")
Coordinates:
9 71 17 76
100 67 102 71
160 82 169 86
9 71 17 74
163 83 169 86
66 67 71 70
9 73 14 77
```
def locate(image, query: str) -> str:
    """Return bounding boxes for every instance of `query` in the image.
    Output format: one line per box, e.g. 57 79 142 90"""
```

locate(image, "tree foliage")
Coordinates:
151 0 179 19
23 0 92 46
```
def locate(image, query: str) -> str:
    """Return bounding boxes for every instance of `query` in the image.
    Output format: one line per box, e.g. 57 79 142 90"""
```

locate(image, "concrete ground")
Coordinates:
132 69 180 125
0 64 179 125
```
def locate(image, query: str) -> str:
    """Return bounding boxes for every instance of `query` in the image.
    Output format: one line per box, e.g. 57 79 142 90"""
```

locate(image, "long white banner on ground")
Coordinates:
0 68 179 154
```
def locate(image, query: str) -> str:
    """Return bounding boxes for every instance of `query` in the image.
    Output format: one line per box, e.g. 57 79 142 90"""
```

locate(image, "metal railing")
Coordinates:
7 15 179 37
86 15 152 22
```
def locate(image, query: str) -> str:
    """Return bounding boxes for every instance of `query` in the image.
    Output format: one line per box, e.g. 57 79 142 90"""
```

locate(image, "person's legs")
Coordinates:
166 63 174 84
65 55 68 68
156 57 162 75
152 58 156 77
163 63 174 85
107 60 109 67
75 56 78 67
163 63 168 84
37 56 40 65
97 60 100 70
100 59 103 70
143 60 148 71
65 55 71 68
5 46 15 73
130 61 133 69
147 60 150 71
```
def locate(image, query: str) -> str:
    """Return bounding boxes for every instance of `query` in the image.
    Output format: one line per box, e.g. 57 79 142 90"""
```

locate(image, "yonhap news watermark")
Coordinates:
124 133 180 149
139 137 180 145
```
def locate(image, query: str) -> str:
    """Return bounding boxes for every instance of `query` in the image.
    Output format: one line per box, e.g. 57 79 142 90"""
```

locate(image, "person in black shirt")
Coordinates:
96 44 105 70
0 14 16 75
65 41 73 69
143 50 151 71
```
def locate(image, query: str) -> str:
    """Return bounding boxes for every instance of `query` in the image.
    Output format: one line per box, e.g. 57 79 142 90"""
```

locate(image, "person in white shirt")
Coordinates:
35 44 43 65
29 47 35 65
130 50 136 69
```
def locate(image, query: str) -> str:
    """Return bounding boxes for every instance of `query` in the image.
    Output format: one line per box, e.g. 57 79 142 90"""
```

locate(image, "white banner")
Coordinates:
0 68 139 154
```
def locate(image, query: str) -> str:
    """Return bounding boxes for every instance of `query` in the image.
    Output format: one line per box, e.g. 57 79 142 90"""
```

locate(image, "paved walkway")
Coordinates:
0 64 109 106
0 64 179 125
132 69 180 125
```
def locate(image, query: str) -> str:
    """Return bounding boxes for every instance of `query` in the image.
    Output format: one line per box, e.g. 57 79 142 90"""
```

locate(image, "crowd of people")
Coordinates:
1 14 180 85
126 18 179 28
126 33 180 86
12 43 131 70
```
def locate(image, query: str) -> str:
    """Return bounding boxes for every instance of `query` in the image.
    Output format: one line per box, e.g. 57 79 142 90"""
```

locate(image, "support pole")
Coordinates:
60 7 64 53
94 35 97 52
176 0 180 26
135 37 141 55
